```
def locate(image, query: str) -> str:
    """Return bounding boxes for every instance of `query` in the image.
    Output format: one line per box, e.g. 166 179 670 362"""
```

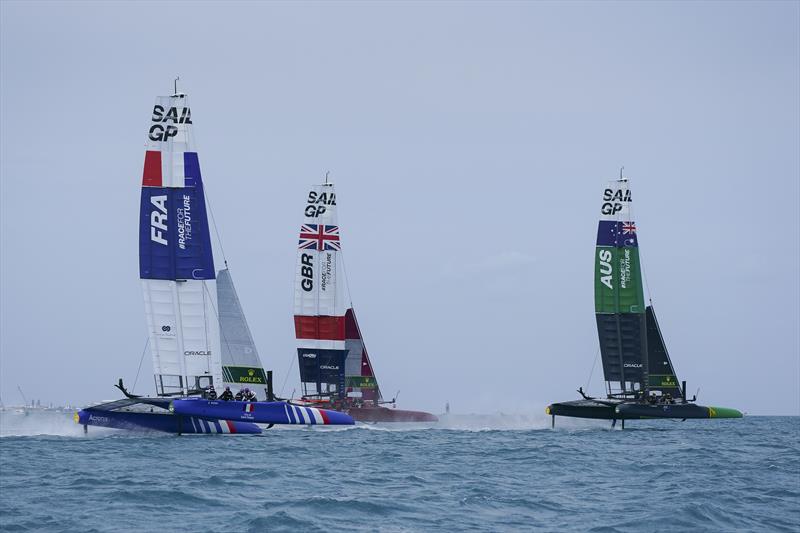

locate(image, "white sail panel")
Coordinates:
600 180 633 221
141 279 220 393
217 269 268 387
294 184 349 400
294 249 340 317
293 185 342 318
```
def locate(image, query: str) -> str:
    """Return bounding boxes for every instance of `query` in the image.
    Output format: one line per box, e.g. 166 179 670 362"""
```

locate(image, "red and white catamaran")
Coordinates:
292 180 437 423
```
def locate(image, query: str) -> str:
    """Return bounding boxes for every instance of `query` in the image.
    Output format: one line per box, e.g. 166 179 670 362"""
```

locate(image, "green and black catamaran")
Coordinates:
546 172 742 428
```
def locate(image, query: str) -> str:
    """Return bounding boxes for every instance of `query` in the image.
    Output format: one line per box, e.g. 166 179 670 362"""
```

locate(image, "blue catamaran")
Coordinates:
76 89 352 434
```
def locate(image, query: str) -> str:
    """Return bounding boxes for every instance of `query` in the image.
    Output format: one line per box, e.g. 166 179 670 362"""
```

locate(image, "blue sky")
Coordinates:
1 1 798 414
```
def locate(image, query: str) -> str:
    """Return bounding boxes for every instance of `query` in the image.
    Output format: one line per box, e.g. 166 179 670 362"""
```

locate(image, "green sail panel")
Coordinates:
346 376 378 389
594 246 645 315
222 365 268 385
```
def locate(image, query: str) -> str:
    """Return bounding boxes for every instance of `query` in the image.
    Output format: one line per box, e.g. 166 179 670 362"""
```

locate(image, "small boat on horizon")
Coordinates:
292 180 437 423
546 171 742 428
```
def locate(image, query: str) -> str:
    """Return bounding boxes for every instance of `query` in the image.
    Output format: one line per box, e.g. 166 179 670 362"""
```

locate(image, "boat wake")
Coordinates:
0 411 105 438
308 411 613 432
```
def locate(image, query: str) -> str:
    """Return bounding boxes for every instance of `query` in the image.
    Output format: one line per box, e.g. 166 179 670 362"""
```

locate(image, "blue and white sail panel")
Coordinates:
139 186 214 280
139 94 221 395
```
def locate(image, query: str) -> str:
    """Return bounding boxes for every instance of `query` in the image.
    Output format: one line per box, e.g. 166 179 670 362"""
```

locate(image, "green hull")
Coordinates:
615 403 743 419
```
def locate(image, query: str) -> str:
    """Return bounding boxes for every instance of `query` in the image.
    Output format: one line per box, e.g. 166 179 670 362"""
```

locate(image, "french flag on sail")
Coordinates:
243 403 255 413
142 151 202 188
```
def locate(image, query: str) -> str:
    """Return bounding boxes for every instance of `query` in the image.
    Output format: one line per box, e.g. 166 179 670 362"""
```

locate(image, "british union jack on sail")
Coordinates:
298 224 341 251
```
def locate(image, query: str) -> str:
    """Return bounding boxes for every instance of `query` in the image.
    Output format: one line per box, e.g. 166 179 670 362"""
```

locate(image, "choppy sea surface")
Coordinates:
0 411 798 532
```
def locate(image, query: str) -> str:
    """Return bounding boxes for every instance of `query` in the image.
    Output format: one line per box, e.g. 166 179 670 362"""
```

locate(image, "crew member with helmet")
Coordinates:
205 384 217 400
219 386 234 401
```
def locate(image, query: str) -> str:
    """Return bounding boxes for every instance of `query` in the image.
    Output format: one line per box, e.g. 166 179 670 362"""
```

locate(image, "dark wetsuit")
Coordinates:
245 392 258 402
219 390 234 401
234 391 244 401
207 389 217 400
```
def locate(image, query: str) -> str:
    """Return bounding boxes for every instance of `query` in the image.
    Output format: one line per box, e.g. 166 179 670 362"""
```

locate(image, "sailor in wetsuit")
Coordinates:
205 385 217 400
219 386 234 401
243 388 258 402
234 388 244 401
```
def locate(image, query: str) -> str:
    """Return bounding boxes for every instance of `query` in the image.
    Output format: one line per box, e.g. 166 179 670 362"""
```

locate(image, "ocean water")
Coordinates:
0 412 798 532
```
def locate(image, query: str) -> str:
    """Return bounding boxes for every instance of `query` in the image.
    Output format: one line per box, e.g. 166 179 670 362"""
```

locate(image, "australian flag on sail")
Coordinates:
596 220 638 247
139 152 214 280
298 224 341 251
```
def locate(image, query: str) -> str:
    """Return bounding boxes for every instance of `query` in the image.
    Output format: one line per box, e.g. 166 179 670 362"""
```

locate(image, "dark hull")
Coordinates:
547 399 743 421
347 406 438 423
546 399 637 420
76 399 262 434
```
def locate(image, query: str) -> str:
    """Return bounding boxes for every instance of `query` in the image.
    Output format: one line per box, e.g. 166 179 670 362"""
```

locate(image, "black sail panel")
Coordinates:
645 306 682 396
297 348 347 399
596 313 647 391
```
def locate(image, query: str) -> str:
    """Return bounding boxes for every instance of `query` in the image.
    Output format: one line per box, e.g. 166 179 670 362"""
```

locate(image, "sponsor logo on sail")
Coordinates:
176 195 193 250
321 253 332 292
184 351 211 356
320 365 340 370
623 363 643 368
601 188 632 216
620 248 632 289
302 353 317 359
149 105 192 142
157 323 176 338
305 190 336 217
235 368 265 384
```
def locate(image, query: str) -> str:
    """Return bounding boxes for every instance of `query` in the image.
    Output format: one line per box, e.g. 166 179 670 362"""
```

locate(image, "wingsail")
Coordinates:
293 184 362 402
139 95 221 396
594 179 649 396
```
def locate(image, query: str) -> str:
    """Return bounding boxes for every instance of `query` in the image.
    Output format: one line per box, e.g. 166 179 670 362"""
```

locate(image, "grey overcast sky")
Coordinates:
1 1 798 415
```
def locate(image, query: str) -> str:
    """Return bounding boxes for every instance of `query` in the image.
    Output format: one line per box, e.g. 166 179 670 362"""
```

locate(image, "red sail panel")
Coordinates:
294 315 346 340
344 308 361 339
345 308 375 378
142 150 162 187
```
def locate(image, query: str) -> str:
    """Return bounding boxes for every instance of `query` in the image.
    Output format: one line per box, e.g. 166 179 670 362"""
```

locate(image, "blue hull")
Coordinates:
171 399 355 426
76 399 262 434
